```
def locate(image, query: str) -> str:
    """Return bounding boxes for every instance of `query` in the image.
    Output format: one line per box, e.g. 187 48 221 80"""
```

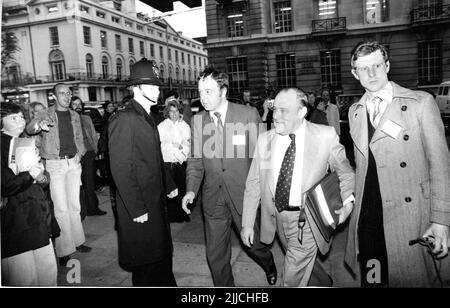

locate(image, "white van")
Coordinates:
436 81 450 134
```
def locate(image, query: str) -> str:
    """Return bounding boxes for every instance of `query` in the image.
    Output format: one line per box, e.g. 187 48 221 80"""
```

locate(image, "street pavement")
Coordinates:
57 187 359 287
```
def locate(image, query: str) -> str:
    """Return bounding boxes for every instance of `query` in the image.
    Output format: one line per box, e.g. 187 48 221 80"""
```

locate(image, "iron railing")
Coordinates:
312 17 346 33
411 4 450 23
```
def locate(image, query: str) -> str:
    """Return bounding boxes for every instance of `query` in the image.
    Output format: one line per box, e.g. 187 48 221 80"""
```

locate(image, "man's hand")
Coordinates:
167 189 178 199
74 153 82 164
38 119 53 132
422 223 449 259
240 226 254 248
133 213 148 223
182 191 195 214
335 201 354 225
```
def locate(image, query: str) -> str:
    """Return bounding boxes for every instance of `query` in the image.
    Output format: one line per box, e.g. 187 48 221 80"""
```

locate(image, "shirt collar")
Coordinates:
209 100 229 121
366 81 393 105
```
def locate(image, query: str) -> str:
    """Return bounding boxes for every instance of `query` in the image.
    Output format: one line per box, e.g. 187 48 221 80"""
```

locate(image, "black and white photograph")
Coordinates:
1 0 450 295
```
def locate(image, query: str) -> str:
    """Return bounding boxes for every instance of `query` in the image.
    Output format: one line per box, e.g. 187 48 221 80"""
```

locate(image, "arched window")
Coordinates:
129 59 135 75
175 67 180 83
116 58 123 79
49 50 66 81
182 68 186 84
102 56 109 79
169 65 173 80
194 69 197 82
86 54 93 78
188 69 191 83
159 64 165 80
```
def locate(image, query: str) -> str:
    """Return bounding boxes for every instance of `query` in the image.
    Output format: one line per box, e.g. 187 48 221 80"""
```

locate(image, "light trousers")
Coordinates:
1 242 57 286
46 158 85 257
276 210 317 287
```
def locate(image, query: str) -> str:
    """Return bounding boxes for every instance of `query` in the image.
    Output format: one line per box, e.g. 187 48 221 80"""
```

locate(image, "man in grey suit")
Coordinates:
182 67 276 287
241 88 355 286
346 41 450 287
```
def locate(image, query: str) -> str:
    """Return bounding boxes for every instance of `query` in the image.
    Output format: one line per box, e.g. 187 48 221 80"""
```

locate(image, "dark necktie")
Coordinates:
275 133 296 212
214 112 224 158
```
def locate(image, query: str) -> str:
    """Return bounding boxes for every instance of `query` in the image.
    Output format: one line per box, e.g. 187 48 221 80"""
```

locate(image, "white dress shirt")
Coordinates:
157 118 191 163
209 100 229 126
366 81 393 127
272 121 306 207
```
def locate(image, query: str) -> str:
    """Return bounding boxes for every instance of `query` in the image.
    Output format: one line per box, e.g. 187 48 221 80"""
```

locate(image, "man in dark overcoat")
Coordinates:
108 59 178 286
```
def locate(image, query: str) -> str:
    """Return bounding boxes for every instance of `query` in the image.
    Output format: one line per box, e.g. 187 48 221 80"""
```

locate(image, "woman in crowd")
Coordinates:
309 97 329 126
157 100 190 223
1 102 57 286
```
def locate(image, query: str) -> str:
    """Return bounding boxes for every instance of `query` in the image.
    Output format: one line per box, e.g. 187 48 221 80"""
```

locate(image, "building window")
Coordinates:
181 40 185 45
83 26 91 45
204 58 207 67
169 48 172 61
188 69 191 82
49 50 66 81
150 44 154 57
116 58 123 79
115 34 121 51
96 10 105 18
182 68 186 83
194 56 197 67
176 67 180 83
182 52 185 64
140 41 145 56
273 1 292 33
226 57 248 96
47 4 58 13
318 0 337 19
86 54 93 78
79 5 89 14
188 54 191 65
320 50 341 89
137 25 143 31
100 31 107 48
160 46 164 59
175 50 179 63
49 27 59 46
276 54 296 88
365 0 389 24
128 38 134 53
160 65 165 79
102 56 109 79
125 20 133 28
158 32 163 37
226 9 244 37
112 16 120 23
418 40 442 85
129 60 135 74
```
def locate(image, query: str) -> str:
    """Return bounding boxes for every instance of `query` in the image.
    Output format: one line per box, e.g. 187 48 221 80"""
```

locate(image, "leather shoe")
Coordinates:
76 244 92 253
59 256 70 267
266 265 277 286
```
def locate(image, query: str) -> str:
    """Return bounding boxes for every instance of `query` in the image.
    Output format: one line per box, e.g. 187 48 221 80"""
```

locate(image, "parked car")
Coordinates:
436 81 450 135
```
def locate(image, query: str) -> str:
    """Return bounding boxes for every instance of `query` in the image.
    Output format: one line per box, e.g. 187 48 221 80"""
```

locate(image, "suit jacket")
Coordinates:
345 82 450 287
108 99 176 269
242 121 354 255
325 103 340 135
186 102 261 215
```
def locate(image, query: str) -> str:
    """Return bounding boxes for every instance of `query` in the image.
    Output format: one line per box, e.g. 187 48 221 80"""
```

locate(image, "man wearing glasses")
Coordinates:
345 41 450 287
27 83 91 267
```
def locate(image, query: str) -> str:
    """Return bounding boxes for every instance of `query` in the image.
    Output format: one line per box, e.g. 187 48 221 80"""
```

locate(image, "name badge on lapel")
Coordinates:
232 135 246 145
380 120 402 139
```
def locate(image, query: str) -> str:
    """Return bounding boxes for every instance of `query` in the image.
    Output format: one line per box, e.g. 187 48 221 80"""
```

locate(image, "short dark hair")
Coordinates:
1 102 23 128
163 100 183 119
70 96 84 110
199 66 229 91
351 41 389 69
165 90 179 100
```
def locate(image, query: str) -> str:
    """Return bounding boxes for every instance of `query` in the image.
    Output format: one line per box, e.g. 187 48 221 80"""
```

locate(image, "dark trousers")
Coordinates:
204 187 275 287
80 150 100 216
131 257 177 287
164 162 189 223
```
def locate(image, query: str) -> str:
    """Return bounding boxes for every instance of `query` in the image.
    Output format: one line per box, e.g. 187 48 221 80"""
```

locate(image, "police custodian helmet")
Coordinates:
126 58 162 87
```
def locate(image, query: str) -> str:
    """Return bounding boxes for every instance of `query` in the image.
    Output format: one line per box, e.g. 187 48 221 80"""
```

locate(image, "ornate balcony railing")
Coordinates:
411 4 450 23
312 17 346 33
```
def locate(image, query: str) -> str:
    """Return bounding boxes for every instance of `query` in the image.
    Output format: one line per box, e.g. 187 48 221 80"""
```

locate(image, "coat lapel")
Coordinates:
264 130 276 197
350 93 369 158
302 122 318 194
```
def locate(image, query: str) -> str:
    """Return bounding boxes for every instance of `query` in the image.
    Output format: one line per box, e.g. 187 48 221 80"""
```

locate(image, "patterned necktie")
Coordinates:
275 133 296 212
372 96 382 128
214 112 224 158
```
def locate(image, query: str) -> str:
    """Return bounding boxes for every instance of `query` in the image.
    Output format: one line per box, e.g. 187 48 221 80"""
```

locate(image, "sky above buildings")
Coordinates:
136 0 207 38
